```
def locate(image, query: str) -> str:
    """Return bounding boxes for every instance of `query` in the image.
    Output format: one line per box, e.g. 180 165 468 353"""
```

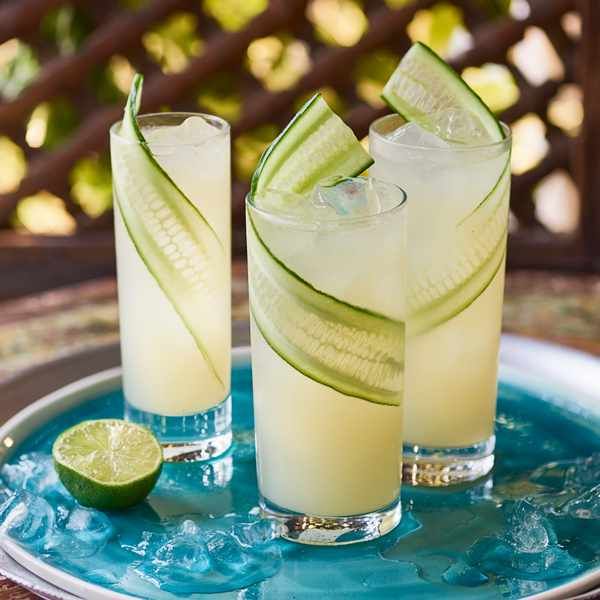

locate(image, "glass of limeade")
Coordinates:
370 112 511 486
110 75 231 461
246 175 406 545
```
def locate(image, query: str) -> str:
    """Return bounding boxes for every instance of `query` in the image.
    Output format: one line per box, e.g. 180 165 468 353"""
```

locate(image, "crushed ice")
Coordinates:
0 452 283 594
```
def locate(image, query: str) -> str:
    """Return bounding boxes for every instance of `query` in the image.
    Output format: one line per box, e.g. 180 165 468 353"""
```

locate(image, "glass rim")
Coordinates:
109 111 230 146
245 177 407 231
369 114 512 153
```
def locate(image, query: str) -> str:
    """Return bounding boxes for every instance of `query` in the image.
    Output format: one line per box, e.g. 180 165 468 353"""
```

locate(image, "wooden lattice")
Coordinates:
0 0 598 299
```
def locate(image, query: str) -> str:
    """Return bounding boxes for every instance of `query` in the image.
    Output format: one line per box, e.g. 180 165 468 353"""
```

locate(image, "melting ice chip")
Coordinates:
312 176 402 218
386 121 451 148
505 499 553 553
386 109 489 147
143 115 221 147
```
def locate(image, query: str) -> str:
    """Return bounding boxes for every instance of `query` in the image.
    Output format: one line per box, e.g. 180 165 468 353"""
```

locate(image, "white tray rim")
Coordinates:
0 339 599 600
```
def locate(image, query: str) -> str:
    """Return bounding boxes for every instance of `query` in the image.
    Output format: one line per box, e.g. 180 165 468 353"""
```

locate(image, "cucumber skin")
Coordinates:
382 42 505 142
251 93 373 199
113 74 226 389
247 210 404 406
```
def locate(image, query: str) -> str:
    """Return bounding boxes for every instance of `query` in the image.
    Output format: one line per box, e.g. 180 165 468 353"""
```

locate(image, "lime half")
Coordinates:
53 419 163 510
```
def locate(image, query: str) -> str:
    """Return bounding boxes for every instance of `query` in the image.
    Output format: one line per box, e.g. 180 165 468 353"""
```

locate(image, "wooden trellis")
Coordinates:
0 0 598 299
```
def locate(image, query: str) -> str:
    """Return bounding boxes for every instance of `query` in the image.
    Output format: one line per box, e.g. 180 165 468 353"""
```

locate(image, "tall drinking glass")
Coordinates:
246 176 406 544
110 112 231 461
370 115 511 486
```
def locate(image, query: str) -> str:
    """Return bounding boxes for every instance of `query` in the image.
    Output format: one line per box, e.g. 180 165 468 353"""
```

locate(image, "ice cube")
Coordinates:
386 122 451 148
466 499 584 580
143 115 221 149
127 517 282 594
505 500 554 553
231 519 281 548
312 176 402 219
313 176 369 216
565 453 600 488
1 452 61 497
562 484 600 519
0 490 55 550
46 506 114 558
429 109 489 144
442 559 488 587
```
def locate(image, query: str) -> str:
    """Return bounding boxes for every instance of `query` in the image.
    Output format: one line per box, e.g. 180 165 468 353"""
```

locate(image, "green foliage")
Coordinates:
70 154 113 217
143 12 202 74
42 98 80 150
384 0 415 7
473 0 511 18
41 5 92 55
197 73 243 123
0 40 40 101
89 65 125 104
203 0 268 31
354 50 400 107
407 2 465 57
234 124 279 182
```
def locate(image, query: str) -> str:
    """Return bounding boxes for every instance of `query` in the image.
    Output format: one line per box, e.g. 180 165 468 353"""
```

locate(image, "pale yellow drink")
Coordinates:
247 178 406 533
111 114 231 421
370 115 511 481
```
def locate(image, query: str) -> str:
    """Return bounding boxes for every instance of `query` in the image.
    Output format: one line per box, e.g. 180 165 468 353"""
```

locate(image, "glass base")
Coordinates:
125 395 232 462
402 435 495 487
259 496 401 546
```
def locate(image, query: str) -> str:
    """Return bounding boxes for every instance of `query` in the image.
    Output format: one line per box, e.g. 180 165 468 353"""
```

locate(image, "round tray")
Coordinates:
0 338 599 600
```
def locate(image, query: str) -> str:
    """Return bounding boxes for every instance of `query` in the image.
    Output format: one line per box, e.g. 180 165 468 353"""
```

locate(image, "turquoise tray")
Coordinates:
0 344 599 600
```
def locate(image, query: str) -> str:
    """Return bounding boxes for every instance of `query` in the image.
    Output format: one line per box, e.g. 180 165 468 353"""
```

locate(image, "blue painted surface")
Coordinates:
1 363 599 599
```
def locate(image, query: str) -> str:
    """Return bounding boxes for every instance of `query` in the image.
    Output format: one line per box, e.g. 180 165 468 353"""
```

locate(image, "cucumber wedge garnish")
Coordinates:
251 93 373 199
247 215 404 406
408 161 511 334
381 42 510 332
382 42 504 144
248 93 403 405
111 74 226 389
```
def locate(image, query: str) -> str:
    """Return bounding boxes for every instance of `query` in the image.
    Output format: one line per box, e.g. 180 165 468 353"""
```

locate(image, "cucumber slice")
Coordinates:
251 93 373 200
247 214 404 406
381 42 504 144
111 74 225 389
408 161 510 334
249 93 403 405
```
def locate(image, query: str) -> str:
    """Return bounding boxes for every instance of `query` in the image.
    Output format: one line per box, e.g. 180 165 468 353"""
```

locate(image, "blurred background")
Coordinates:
0 0 598 382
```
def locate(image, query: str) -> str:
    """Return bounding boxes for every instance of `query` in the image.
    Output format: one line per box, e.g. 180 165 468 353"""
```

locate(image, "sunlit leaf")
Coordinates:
143 12 202 74
534 170 579 234
307 0 368 47
0 137 26 193
203 0 268 31
0 39 40 101
407 3 469 58
385 0 415 8
14 191 76 235
508 26 564 86
70 154 113 218
462 63 519 114
547 84 583 137
197 73 242 123
510 113 548 176
42 98 79 150
234 124 279 181
354 50 400 108
89 56 134 103
41 5 92 55
246 36 311 92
